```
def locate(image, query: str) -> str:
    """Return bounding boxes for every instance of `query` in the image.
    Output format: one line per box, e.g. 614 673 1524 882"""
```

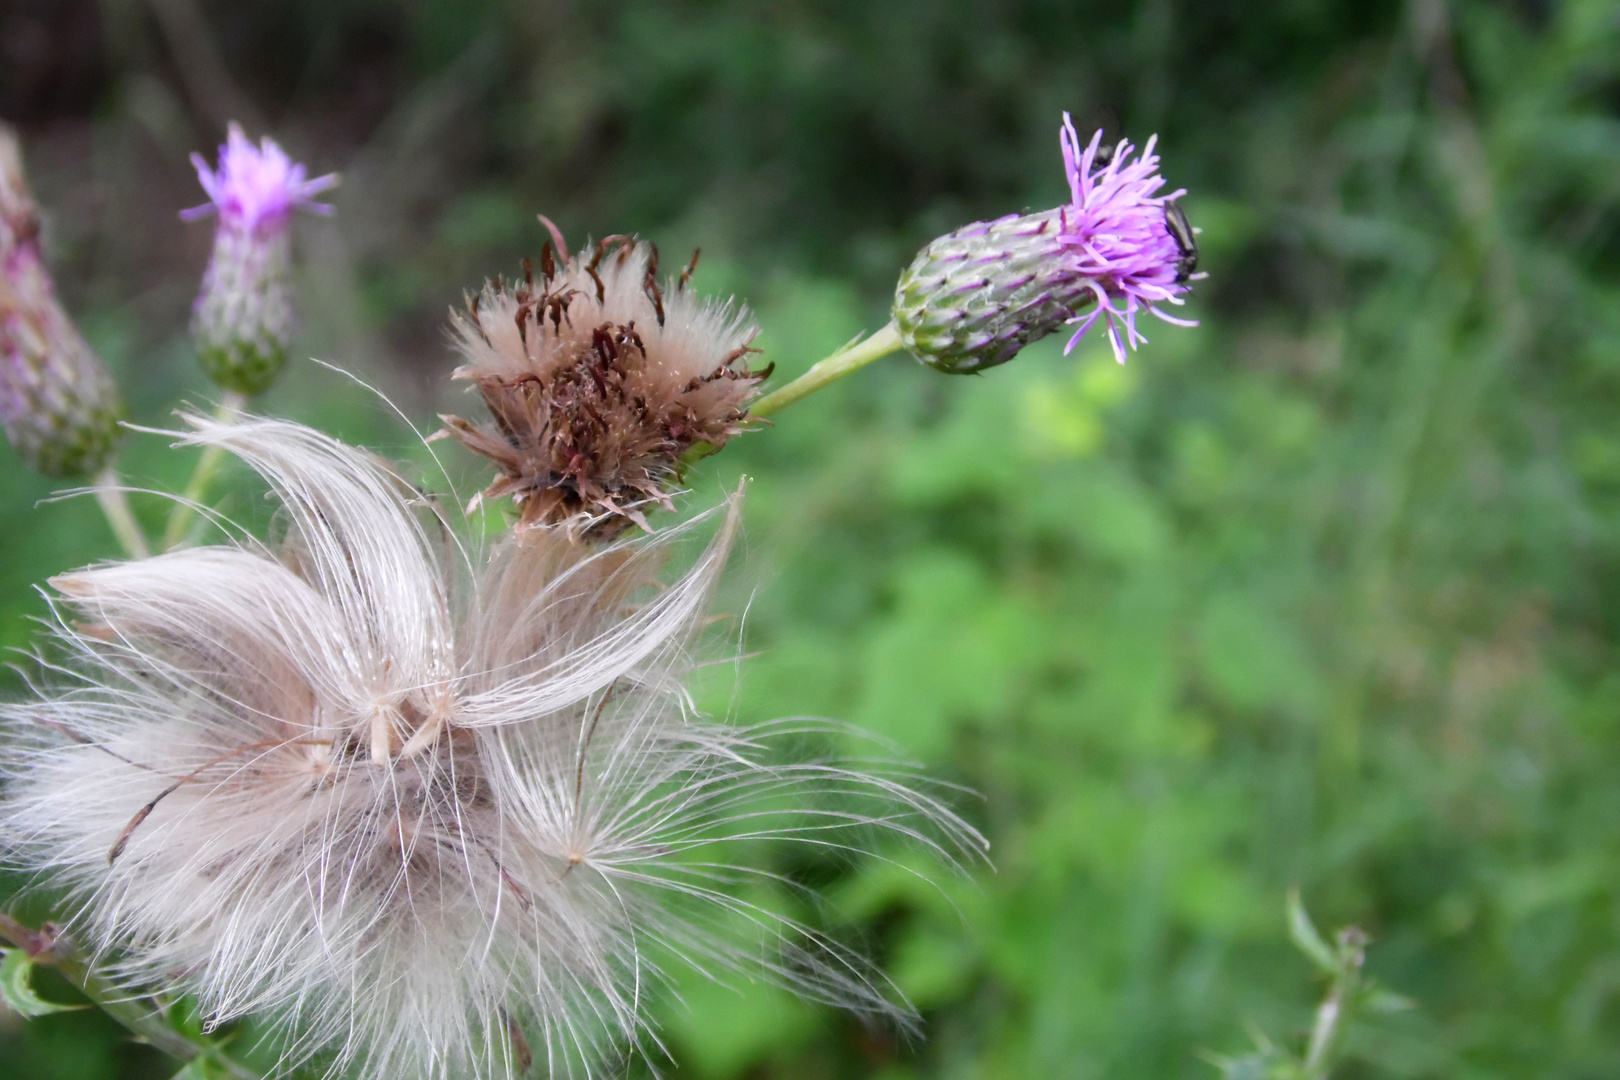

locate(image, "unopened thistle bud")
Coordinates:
182 123 337 395
441 227 768 538
0 126 122 477
894 113 1200 373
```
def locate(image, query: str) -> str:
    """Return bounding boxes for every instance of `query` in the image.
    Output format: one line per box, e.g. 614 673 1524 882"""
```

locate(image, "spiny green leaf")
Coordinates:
0 948 87 1017
1285 889 1339 976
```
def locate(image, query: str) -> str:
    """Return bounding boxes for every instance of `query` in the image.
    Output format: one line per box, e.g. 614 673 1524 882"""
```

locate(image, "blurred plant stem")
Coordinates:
163 390 247 551
750 320 904 418
1299 933 1363 1077
1206 892 1410 1080
0 913 260 1080
94 469 149 560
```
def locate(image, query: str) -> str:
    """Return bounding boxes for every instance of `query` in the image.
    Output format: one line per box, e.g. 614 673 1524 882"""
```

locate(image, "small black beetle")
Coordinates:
1163 200 1198 284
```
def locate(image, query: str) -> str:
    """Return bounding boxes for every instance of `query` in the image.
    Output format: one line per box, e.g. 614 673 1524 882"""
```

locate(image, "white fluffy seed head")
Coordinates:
0 416 983 1079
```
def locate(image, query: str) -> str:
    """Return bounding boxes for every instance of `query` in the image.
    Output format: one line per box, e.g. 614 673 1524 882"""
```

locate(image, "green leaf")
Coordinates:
0 948 88 1017
169 1057 231 1080
1285 889 1339 976
1359 986 1416 1014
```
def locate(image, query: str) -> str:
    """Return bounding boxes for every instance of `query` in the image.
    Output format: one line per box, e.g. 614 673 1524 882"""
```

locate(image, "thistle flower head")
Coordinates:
0 126 123 477
894 112 1198 373
184 124 338 396
441 230 767 538
1054 115 1199 361
181 123 338 236
0 417 977 1078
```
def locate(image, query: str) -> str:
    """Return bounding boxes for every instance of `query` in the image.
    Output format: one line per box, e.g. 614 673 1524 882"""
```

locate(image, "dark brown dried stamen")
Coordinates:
644 274 666 327
502 1009 534 1076
591 323 619 363
587 235 629 273
720 343 763 366
544 288 577 330
514 299 533 348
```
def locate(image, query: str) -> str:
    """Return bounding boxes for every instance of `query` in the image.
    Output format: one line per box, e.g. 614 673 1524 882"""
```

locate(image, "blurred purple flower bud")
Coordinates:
184 124 338 395
0 127 122 477
894 113 1200 374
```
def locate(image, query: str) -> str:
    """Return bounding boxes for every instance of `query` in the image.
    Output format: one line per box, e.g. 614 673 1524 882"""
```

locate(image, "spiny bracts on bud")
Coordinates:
894 113 1199 374
440 228 768 538
894 208 1087 374
0 126 123 477
183 123 337 396
0 416 981 1080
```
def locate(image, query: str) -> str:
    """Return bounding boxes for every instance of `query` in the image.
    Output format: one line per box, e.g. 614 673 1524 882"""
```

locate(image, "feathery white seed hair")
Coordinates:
0 415 982 1079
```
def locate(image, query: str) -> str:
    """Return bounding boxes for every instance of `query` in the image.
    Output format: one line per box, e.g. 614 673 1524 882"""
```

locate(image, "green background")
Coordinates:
4 0 1620 1076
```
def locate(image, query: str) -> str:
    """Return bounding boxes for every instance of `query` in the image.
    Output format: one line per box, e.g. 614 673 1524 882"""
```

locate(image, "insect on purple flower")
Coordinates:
892 112 1201 373
1055 114 1201 363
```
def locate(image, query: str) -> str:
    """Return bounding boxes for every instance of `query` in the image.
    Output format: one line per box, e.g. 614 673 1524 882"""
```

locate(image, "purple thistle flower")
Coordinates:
181 123 338 235
183 124 338 396
1056 115 1198 363
893 112 1199 374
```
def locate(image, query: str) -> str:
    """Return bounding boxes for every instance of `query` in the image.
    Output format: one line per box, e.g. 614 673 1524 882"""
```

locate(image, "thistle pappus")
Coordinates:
0 416 982 1078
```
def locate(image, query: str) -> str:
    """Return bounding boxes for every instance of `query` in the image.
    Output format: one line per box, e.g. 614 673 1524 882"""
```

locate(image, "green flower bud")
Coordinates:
191 224 294 395
0 127 123 477
182 124 337 396
895 117 1199 373
893 209 1092 375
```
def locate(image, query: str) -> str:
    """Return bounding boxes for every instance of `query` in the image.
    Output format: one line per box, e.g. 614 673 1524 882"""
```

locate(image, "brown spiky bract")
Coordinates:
442 235 766 538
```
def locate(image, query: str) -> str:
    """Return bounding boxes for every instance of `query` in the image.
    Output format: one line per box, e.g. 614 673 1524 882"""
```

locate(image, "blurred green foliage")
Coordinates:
3 0 1620 1077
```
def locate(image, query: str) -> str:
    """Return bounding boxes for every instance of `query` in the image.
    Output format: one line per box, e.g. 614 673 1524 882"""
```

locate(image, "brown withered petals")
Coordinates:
441 234 766 537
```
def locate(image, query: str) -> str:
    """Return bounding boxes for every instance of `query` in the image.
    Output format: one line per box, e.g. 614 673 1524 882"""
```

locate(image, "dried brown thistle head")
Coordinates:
440 227 769 538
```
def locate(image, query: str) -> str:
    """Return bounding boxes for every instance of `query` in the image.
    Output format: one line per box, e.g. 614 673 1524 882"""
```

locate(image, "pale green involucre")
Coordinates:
0 126 124 478
183 124 337 396
191 224 294 395
893 210 1096 374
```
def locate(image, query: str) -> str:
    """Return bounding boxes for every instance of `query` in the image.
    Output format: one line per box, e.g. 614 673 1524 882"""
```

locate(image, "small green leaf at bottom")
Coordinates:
0 948 89 1017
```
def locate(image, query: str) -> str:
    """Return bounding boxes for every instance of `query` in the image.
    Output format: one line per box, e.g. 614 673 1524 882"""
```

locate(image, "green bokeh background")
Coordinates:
4 0 1620 1076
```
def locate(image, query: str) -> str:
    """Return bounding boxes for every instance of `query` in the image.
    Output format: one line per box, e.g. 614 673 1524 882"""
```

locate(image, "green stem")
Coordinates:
749 321 906 419
0 914 261 1080
163 391 247 551
1302 928 1365 1080
94 468 149 560
1302 986 1344 1079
